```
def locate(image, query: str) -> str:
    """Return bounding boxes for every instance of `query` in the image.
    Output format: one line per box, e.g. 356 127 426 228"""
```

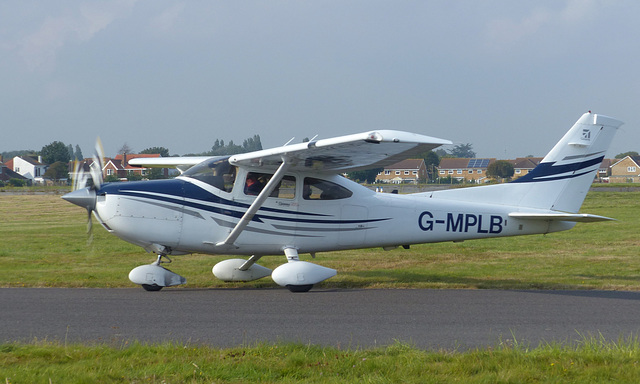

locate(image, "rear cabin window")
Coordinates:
303 177 352 200
244 172 296 199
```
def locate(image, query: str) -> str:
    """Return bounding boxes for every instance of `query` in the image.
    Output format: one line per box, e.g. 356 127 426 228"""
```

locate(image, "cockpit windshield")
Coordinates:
182 157 236 192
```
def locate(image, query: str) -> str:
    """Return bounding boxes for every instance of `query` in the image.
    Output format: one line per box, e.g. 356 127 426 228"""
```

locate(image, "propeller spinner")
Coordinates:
62 138 105 237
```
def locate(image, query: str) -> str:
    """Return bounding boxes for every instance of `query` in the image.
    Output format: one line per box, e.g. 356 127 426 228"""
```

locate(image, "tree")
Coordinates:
127 173 143 182
242 135 262 152
420 150 440 181
8 178 26 187
40 141 70 164
434 148 448 158
1 149 37 159
145 168 166 180
448 143 475 158
209 136 256 156
347 168 383 184
118 143 133 155
486 160 514 181
43 161 69 180
74 145 84 160
140 147 170 157
615 151 639 159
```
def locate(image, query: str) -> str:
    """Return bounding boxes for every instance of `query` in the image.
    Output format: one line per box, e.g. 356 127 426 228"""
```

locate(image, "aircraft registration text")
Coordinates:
419 211 504 234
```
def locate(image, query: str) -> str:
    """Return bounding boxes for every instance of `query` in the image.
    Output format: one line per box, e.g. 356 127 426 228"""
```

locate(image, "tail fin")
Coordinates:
510 112 623 212
431 112 623 213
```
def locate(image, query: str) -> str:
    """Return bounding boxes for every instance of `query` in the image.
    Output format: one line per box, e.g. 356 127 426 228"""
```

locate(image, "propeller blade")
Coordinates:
86 209 93 245
91 137 105 189
72 160 80 191
77 168 89 191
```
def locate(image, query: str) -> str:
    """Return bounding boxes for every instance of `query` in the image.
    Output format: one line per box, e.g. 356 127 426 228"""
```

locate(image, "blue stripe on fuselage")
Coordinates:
98 179 387 226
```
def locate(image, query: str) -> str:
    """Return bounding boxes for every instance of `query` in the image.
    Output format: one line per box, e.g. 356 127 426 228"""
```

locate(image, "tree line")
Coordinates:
3 136 638 184
1 135 264 181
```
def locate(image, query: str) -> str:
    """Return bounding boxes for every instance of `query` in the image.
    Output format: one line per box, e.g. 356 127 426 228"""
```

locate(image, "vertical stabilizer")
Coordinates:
510 112 623 212
430 112 623 213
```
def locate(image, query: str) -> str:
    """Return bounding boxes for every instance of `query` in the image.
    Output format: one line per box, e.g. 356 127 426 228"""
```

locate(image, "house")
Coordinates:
596 159 614 182
437 158 495 183
376 159 427 184
115 153 169 178
6 156 48 185
609 156 640 183
69 153 170 182
509 157 543 180
0 161 29 184
103 158 126 179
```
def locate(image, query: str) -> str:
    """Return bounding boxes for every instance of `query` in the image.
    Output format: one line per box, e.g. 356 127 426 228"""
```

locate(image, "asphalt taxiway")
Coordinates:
2 288 639 350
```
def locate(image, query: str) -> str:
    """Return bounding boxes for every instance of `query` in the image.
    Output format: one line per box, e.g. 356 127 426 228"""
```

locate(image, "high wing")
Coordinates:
229 130 452 172
128 156 214 173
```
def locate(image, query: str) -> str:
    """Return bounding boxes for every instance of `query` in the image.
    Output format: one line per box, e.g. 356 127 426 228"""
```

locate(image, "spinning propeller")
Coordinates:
62 138 106 239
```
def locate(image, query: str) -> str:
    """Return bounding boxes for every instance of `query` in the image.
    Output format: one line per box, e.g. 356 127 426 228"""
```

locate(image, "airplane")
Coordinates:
62 112 623 292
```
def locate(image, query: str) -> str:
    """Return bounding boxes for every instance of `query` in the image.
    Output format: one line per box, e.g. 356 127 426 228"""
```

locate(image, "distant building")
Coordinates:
68 153 169 182
437 158 495 183
609 156 640 183
596 159 614 182
509 157 543 180
115 153 169 179
376 159 427 184
0 161 29 184
6 156 48 184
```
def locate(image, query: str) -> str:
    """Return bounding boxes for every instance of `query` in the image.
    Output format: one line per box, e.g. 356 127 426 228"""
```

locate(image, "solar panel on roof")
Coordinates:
467 159 490 168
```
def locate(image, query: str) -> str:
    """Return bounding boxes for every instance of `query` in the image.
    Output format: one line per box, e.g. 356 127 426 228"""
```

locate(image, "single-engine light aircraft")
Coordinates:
63 112 622 292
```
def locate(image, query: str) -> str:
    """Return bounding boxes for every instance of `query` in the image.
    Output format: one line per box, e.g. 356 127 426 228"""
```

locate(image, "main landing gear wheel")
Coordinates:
141 284 163 292
286 284 313 293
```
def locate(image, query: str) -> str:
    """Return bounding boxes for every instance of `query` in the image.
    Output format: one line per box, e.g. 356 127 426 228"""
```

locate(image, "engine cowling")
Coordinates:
271 261 336 288
212 259 272 282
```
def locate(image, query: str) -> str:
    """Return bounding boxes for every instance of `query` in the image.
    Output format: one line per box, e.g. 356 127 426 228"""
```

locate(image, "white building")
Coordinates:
10 156 48 184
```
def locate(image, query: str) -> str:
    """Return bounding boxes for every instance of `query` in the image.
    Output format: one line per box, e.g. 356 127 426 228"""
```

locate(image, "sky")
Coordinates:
1 1 639 159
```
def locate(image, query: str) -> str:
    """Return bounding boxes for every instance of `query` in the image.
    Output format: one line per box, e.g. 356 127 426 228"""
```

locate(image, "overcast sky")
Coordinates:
1 1 639 159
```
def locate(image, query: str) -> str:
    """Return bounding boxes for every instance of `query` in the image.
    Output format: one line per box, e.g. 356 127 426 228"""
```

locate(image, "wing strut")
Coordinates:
216 157 291 249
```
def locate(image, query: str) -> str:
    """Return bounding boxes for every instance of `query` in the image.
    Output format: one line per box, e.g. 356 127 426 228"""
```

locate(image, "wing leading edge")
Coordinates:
230 130 452 173
128 156 215 173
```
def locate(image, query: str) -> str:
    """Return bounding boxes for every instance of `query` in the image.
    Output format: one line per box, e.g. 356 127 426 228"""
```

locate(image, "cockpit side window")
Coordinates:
244 172 296 199
303 177 353 200
182 157 236 192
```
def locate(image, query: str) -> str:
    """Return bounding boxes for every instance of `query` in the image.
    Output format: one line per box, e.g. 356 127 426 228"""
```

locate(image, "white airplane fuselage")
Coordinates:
94 171 570 257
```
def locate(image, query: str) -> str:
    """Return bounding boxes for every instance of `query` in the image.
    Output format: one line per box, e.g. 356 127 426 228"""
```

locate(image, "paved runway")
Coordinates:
2 288 640 350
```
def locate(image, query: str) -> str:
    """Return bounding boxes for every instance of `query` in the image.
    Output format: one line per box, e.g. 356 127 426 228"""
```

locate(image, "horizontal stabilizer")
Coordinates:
508 212 614 223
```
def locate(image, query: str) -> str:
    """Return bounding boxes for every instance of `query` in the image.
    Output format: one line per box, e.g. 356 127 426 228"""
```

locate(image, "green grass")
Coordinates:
1 191 639 290
2 191 640 383
3 336 640 383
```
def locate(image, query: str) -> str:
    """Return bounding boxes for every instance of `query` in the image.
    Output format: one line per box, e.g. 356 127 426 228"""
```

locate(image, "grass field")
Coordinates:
3 337 640 383
0 190 639 290
2 190 640 383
